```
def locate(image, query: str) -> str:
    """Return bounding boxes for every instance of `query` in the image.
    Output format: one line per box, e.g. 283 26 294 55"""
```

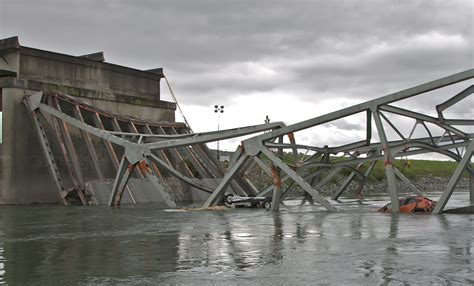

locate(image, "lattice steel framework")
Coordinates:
24 91 285 207
203 69 473 214
24 69 473 213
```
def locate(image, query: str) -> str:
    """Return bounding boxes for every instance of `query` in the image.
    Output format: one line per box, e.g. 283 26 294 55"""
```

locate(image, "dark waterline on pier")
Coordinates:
0 193 472 285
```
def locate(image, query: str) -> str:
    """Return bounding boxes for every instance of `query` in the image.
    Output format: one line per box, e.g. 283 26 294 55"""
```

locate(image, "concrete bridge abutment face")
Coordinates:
0 36 179 204
1 87 58 203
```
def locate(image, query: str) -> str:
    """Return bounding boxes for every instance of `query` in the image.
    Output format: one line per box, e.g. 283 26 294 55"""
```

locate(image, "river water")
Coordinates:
0 193 472 285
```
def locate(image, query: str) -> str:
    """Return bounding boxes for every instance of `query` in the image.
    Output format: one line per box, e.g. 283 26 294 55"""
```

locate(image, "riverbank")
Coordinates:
241 158 472 197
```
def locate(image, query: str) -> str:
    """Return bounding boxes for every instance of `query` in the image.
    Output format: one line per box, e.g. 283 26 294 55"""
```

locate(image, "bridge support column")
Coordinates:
372 108 400 213
270 165 282 211
470 168 474 205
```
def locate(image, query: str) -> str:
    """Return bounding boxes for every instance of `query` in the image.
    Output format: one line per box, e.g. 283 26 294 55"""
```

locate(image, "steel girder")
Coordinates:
203 69 473 213
24 91 284 207
23 69 473 213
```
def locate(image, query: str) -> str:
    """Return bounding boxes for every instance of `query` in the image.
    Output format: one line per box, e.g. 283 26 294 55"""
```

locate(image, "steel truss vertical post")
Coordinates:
270 165 282 211
433 141 474 214
261 147 337 212
270 136 284 210
108 155 135 207
471 169 474 205
372 108 400 212
27 109 69 205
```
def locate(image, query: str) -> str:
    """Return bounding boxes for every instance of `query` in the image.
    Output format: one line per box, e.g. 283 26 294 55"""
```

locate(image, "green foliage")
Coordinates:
367 159 468 182
242 150 471 188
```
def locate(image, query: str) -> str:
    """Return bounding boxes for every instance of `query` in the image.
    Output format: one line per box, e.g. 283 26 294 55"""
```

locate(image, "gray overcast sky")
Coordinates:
0 0 472 151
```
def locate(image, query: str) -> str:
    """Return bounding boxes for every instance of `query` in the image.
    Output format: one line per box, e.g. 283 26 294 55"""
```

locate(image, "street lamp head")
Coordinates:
213 105 225 113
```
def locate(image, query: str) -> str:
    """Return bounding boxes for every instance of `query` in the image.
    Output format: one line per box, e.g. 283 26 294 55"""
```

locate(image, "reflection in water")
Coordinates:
0 242 5 285
270 213 283 262
381 215 399 284
0 194 472 285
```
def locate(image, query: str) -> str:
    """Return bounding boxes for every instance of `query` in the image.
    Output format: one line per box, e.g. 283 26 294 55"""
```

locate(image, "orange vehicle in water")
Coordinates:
379 196 437 213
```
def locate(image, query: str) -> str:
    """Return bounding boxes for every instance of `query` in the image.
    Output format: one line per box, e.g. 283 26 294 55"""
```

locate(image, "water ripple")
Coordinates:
0 194 472 285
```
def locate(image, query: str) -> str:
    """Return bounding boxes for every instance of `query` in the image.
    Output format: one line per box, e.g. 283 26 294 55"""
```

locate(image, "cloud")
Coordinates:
1 0 472 152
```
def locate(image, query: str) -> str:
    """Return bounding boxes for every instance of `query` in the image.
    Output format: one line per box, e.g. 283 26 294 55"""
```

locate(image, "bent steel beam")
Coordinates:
433 141 474 214
203 153 250 208
218 69 473 213
254 69 473 142
261 147 337 212
24 69 473 213
108 156 135 207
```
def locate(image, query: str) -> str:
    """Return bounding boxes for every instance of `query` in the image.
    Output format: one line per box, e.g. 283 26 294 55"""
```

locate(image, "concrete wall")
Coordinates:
1 88 59 203
19 47 162 100
81 98 175 122
0 36 179 204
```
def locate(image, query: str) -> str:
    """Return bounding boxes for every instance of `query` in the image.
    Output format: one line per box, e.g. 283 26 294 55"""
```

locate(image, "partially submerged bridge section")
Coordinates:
0 36 174 204
23 91 283 206
203 69 474 214
1 36 472 214
0 36 282 207
21 69 474 214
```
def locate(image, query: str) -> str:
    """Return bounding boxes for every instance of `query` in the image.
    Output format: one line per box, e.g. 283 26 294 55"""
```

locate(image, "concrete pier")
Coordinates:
0 36 177 204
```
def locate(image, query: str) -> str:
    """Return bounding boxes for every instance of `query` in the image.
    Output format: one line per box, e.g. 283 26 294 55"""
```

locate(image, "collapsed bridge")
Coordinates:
24 90 283 207
23 69 473 214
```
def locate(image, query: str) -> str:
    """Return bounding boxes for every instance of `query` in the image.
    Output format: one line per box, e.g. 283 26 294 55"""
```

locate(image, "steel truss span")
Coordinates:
203 69 473 214
24 91 285 207
24 69 473 213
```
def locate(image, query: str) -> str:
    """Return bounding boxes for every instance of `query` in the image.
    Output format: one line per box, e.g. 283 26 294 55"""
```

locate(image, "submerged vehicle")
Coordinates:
379 196 437 213
223 194 272 209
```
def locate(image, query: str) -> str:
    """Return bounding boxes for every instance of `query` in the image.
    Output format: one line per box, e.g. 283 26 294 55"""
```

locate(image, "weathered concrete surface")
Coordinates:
19 46 162 100
0 36 179 204
1 88 59 203
87 178 212 206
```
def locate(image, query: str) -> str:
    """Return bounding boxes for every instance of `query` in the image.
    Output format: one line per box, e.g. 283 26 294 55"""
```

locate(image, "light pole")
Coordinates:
214 105 224 161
